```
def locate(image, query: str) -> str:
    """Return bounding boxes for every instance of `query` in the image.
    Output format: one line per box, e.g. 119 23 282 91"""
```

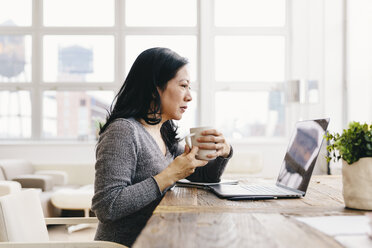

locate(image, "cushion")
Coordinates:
13 174 54 192
51 184 94 210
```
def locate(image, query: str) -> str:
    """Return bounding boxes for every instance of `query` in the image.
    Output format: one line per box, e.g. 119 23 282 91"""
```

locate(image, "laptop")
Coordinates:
208 118 330 200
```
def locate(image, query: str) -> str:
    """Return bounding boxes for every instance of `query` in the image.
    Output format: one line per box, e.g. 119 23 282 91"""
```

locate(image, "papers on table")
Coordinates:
297 215 370 236
296 215 372 248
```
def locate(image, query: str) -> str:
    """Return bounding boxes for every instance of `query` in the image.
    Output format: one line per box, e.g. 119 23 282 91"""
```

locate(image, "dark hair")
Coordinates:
100 47 189 156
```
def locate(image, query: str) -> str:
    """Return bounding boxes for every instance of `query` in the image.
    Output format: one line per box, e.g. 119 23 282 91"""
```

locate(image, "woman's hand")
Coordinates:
195 129 231 160
154 145 208 192
168 145 208 180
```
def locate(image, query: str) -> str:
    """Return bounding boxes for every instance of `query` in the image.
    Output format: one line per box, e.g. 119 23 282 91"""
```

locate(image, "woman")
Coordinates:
92 47 232 247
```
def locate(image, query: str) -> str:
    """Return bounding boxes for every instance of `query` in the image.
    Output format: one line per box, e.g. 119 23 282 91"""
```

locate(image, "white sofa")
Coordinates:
0 159 73 217
0 181 21 197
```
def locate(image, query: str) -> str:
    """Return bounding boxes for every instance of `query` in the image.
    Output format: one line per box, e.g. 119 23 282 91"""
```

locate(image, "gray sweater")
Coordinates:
92 118 232 247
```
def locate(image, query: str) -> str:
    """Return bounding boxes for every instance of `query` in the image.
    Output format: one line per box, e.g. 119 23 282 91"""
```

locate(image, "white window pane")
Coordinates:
174 91 197 138
43 36 114 82
215 0 285 27
0 35 32 82
44 0 114 26
125 36 197 81
348 0 372 123
42 91 114 140
215 36 285 82
215 91 285 139
0 0 31 26
126 0 196 27
0 91 31 138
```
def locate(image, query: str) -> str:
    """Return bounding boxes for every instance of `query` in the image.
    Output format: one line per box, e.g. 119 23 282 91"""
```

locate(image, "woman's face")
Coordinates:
158 65 192 121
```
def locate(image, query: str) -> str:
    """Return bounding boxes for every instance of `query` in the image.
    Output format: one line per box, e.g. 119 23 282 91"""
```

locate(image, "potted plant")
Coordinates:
94 119 106 140
325 121 372 210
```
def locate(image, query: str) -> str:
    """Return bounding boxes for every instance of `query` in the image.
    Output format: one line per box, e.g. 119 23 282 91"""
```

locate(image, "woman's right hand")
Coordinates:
154 145 208 192
169 145 208 180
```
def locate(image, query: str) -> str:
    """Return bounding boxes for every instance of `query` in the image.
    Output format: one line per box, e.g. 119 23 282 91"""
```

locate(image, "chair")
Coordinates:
0 181 21 197
0 159 68 191
0 189 126 247
0 159 74 217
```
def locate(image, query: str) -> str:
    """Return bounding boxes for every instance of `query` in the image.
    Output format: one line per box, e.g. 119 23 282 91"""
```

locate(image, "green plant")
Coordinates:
94 119 106 139
95 119 106 130
325 122 372 164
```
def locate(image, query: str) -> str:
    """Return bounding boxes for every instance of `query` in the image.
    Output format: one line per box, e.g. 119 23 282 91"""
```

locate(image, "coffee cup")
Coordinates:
184 126 216 161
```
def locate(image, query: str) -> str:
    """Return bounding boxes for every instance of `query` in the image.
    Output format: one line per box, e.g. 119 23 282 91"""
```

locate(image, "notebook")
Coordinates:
208 118 330 200
176 179 238 189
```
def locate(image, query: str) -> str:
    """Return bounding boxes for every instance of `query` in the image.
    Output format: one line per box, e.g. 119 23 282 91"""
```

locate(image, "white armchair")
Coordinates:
0 159 73 217
0 181 21 197
0 189 126 248
0 159 68 191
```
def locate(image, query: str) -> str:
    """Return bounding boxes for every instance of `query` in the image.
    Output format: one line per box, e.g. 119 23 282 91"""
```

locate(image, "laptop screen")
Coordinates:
276 118 330 193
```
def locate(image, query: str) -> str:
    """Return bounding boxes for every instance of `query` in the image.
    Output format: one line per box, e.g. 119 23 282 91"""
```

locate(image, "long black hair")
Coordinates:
100 47 188 156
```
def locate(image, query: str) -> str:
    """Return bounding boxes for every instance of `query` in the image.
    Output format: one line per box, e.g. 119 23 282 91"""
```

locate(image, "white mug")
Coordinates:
184 126 216 161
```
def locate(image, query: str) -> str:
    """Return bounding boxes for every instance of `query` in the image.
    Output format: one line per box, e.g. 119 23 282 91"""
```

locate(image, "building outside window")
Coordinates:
0 0 290 143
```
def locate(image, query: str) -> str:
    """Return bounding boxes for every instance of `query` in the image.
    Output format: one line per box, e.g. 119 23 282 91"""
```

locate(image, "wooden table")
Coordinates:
133 175 370 248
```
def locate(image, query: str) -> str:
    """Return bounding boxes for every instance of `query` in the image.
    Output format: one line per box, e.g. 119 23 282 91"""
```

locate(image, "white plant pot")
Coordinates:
342 157 372 210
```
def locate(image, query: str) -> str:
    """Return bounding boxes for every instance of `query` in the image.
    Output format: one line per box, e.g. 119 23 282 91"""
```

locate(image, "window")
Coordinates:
43 0 114 27
0 0 288 141
215 91 285 139
43 35 114 82
125 0 196 27
214 0 285 27
125 36 197 81
215 36 285 82
0 0 32 26
42 91 114 140
212 0 287 139
0 0 198 141
0 91 31 138
0 35 32 82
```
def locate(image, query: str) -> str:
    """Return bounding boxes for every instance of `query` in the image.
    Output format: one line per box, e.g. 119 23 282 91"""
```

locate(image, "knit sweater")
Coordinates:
92 118 232 247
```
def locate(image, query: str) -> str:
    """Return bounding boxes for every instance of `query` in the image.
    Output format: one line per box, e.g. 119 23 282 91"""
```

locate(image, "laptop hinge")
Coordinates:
276 183 305 195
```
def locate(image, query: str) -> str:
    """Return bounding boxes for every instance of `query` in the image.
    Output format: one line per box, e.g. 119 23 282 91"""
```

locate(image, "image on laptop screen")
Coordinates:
276 119 329 193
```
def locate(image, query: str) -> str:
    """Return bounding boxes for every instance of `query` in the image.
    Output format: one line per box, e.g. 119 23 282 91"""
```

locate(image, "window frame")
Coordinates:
0 0 290 142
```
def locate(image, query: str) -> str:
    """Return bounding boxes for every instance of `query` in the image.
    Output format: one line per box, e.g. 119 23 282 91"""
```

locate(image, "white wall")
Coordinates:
0 142 95 164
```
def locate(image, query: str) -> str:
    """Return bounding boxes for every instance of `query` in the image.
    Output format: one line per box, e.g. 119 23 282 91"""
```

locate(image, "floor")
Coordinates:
48 223 97 241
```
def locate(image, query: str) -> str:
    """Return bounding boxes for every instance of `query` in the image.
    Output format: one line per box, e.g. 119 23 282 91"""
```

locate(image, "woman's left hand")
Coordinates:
196 129 231 159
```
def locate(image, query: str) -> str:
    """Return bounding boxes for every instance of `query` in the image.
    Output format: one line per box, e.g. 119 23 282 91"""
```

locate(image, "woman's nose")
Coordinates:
185 91 192 102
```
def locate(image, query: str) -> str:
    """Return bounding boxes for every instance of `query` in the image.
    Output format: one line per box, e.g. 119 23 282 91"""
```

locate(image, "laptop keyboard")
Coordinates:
240 184 295 195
